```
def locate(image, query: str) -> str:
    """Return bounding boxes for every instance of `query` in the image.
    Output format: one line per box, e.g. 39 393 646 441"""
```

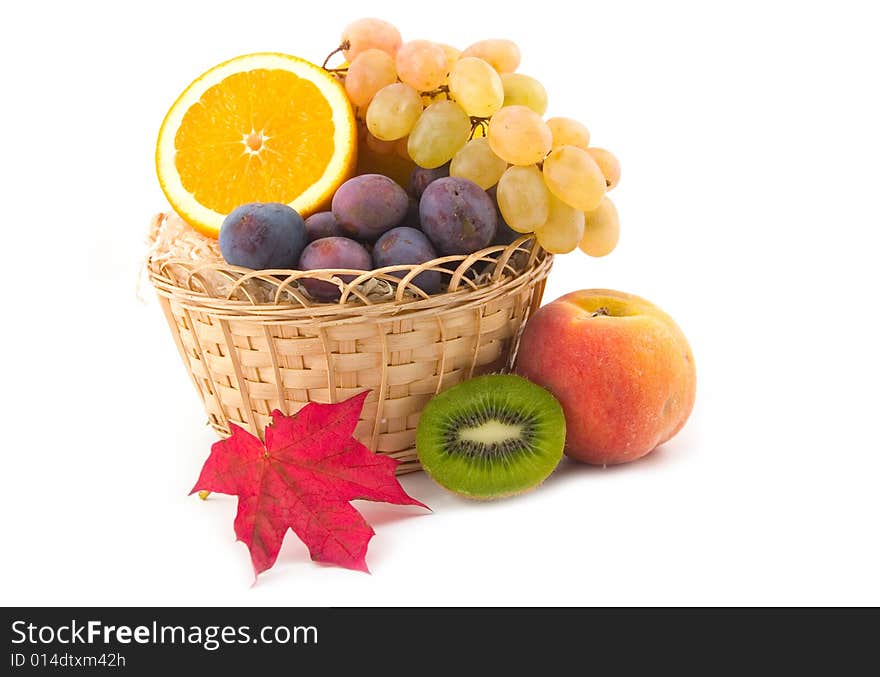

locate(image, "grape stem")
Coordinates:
469 117 490 140
420 84 450 100
322 41 350 69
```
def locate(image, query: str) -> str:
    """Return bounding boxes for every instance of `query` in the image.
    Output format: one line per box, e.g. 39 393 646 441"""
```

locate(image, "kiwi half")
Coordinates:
416 374 566 499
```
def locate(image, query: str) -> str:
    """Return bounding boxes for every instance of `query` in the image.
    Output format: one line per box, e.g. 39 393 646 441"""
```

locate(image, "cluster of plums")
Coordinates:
218 166 520 300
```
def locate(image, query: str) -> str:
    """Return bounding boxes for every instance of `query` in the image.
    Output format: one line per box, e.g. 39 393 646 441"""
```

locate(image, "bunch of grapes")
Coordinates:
328 18 621 257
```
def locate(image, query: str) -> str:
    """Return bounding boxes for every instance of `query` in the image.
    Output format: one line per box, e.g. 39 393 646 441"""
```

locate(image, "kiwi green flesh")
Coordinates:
416 374 566 499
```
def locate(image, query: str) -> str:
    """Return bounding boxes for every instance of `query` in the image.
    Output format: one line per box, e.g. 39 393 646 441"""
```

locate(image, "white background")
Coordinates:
2 0 878 606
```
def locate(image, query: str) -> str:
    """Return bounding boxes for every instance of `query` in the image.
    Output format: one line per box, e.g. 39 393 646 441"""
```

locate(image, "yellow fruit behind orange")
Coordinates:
156 53 356 238
356 125 416 189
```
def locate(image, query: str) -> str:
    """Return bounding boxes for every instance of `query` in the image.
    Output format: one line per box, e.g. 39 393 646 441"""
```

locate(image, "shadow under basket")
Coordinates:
147 213 553 474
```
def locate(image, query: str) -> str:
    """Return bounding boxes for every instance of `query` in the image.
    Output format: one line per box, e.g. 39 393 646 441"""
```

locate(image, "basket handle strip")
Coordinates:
339 280 374 305
273 274 313 306
317 326 338 404
219 318 260 435
507 286 527 372
529 276 547 318
182 308 227 430
433 315 448 395
447 249 500 292
387 316 415 437
263 324 288 416
371 323 391 453
492 239 528 283
509 274 548 370
526 237 541 267
467 307 484 380
393 268 433 303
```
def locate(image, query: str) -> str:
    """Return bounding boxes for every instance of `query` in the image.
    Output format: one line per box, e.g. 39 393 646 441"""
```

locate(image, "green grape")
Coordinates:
496 165 550 233
407 100 471 168
344 48 398 107
535 193 585 254
501 73 548 115
366 83 423 141
396 40 448 91
487 105 552 166
450 137 508 189
546 117 591 150
342 18 403 60
448 57 504 117
542 145 606 212
587 147 621 190
461 39 521 73
579 196 619 257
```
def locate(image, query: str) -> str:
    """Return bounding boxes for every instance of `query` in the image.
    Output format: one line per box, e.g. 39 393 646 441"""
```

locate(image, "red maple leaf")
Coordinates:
191 391 427 576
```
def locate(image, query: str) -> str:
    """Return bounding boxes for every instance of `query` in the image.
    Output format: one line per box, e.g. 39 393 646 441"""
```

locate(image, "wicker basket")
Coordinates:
147 213 553 474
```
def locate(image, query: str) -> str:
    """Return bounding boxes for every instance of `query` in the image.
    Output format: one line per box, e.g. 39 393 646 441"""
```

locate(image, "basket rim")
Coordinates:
147 213 553 320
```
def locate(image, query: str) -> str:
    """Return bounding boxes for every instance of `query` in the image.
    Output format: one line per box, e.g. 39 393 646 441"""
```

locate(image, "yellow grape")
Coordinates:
546 117 591 150
438 44 461 73
542 145 606 211
342 18 403 60
450 137 508 189
535 193 585 254
461 39 521 73
487 105 552 166
496 165 550 233
501 73 548 115
366 83 423 140
396 40 448 91
449 57 504 117
344 48 397 107
586 147 621 190
407 100 471 168
580 196 620 257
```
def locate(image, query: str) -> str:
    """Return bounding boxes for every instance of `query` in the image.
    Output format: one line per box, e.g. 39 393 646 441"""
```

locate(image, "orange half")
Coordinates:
156 53 356 238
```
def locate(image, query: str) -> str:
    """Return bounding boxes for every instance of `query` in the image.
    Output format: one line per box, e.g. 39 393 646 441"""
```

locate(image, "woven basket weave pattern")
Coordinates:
148 213 552 474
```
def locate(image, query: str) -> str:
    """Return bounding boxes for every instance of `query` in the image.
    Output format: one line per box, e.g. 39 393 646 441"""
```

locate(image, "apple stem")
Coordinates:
591 307 610 317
